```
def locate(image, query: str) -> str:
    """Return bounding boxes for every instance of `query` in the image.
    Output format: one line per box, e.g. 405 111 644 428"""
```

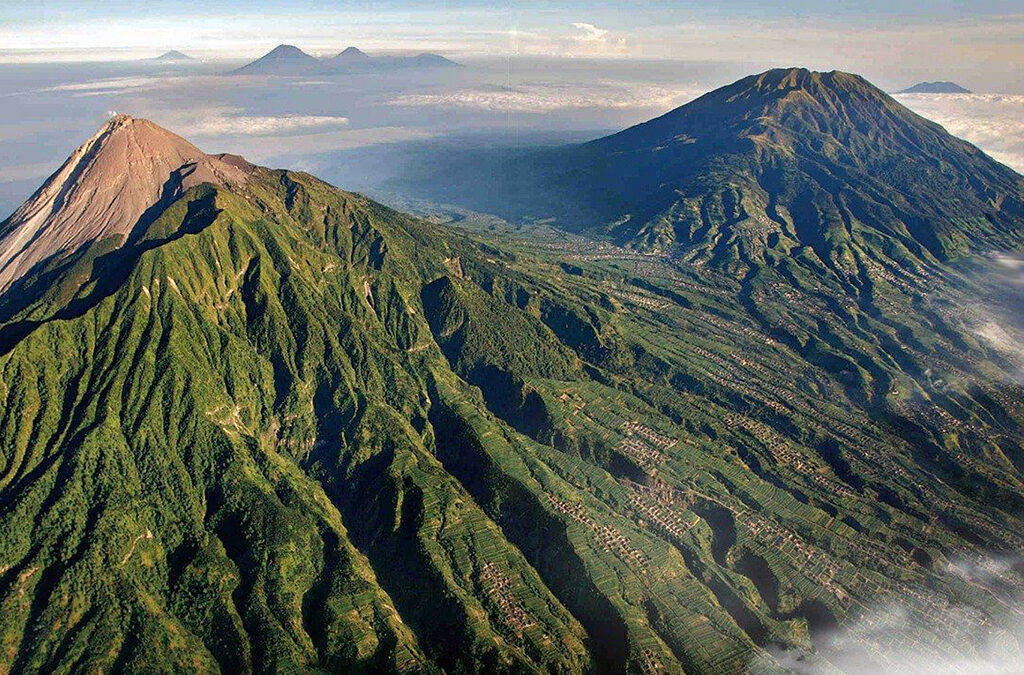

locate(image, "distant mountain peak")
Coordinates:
583 67 1021 258
231 44 318 75
423 66 1021 266
0 115 250 293
335 46 370 59
265 44 313 59
152 50 193 61
897 81 972 94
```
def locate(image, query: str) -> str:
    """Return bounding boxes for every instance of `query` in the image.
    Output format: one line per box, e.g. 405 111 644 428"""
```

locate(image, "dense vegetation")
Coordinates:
1 68 1024 674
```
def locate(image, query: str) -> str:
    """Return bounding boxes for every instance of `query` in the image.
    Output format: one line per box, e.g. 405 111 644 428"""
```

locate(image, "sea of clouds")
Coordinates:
896 93 1024 174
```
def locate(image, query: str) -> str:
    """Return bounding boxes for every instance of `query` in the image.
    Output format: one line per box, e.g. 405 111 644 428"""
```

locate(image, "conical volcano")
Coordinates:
334 46 370 62
559 68 1024 262
405 68 1024 269
232 44 318 75
0 114 250 293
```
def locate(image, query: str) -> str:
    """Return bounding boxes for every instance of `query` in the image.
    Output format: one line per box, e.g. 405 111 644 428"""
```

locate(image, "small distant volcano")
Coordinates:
897 81 972 94
407 53 461 68
150 50 194 62
334 46 370 62
232 44 318 75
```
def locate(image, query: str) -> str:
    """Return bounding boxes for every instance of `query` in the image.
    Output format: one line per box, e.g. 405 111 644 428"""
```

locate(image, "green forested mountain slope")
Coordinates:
571 69 1024 263
0 77 1022 675
388 68 1024 268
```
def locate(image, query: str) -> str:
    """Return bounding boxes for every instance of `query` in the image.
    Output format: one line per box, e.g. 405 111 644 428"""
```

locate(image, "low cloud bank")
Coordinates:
896 93 1024 173
390 81 701 113
955 253 1024 385
750 554 1024 674
179 109 351 137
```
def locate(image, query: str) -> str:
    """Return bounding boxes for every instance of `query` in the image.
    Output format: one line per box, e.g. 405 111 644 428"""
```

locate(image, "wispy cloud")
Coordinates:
135 106 430 163
219 127 436 164
567 22 627 56
180 109 350 137
390 81 698 113
966 254 1024 384
571 23 609 41
0 75 178 98
122 105 347 139
42 76 176 94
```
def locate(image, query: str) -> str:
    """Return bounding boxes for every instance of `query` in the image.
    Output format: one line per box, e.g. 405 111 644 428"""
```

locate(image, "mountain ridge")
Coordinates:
232 43 460 75
392 67 1023 269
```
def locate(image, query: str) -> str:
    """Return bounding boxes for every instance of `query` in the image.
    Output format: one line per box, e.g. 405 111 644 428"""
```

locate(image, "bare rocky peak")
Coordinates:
0 114 251 293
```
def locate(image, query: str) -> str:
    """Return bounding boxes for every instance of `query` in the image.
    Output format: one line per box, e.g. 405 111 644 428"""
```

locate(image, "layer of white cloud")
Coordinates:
969 254 1024 383
100 105 348 140
390 81 699 113
239 126 435 162
896 93 1024 173
185 111 351 137
42 76 176 94
752 554 1024 674
134 106 430 162
0 75 176 98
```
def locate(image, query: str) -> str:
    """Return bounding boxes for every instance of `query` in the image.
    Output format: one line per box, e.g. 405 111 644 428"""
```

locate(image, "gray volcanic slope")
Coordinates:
0 114 250 293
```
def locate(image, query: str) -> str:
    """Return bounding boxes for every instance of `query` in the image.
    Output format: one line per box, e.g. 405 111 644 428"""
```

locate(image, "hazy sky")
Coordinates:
2 1 1024 91
2 1 1023 221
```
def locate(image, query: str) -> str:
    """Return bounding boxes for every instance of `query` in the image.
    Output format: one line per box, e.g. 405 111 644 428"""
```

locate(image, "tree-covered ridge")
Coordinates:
383 68 1024 273
0 173 589 673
